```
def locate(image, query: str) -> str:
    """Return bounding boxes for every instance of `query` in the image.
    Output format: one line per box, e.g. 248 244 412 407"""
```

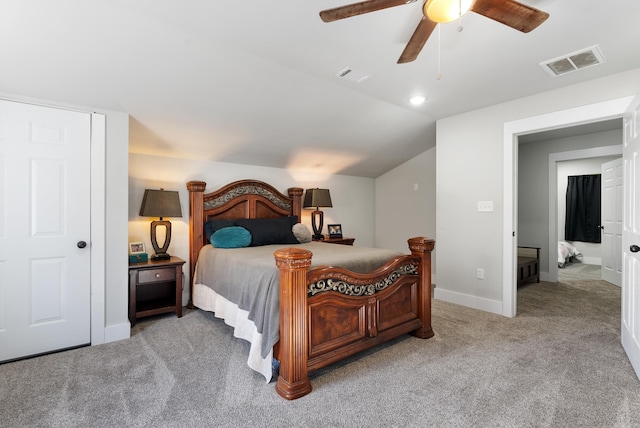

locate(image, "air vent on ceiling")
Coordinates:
540 45 606 77
335 67 371 83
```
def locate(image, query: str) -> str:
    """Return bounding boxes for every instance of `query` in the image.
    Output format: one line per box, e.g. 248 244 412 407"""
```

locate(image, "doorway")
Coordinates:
516 124 622 286
501 96 634 317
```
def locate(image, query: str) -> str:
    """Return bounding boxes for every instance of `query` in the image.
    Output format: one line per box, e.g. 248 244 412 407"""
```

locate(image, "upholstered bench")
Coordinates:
517 246 540 286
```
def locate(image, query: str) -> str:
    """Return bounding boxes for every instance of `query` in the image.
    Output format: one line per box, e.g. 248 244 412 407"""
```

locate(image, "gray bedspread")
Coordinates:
194 242 402 358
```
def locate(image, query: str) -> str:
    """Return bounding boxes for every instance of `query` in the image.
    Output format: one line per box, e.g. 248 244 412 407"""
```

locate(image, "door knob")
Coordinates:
631 245 640 253
77 241 87 249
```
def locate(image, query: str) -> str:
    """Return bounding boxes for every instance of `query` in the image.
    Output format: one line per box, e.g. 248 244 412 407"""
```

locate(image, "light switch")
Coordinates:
478 201 493 212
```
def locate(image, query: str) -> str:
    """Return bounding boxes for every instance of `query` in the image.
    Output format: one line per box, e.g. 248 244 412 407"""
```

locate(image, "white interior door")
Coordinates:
0 99 91 361
621 95 640 380
601 157 623 286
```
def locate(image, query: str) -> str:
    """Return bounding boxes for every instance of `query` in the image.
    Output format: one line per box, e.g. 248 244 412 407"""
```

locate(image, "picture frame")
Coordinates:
129 242 146 254
327 224 342 238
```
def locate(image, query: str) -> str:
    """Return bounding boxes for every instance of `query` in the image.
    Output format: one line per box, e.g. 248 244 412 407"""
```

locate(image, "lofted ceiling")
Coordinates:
2 0 640 177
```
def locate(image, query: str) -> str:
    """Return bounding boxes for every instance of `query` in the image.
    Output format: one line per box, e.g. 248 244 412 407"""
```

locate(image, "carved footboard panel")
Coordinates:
274 237 434 400
306 258 423 371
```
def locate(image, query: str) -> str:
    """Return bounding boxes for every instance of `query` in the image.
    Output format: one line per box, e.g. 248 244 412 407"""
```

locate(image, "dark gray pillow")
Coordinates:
235 216 298 246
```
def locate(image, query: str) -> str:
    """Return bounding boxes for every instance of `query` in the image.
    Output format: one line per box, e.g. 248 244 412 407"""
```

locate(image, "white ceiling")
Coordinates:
2 0 640 177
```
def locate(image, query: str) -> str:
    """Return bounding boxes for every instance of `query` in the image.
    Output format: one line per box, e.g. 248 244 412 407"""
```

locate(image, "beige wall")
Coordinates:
375 147 437 271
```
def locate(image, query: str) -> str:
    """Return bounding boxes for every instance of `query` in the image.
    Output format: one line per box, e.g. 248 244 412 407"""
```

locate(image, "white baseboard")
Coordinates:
103 322 131 344
433 287 503 315
581 257 601 265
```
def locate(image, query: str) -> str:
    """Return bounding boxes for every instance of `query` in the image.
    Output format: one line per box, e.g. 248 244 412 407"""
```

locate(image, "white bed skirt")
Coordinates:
193 283 273 382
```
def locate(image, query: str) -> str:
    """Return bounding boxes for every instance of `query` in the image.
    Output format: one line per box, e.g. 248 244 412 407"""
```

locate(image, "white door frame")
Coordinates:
90 113 106 345
502 96 634 317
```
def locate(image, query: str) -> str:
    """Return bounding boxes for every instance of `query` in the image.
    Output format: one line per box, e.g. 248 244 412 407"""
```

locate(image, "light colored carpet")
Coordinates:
558 261 602 282
1 278 638 427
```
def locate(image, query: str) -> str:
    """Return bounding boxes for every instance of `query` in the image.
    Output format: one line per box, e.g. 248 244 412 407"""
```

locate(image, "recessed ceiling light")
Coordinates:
409 96 426 106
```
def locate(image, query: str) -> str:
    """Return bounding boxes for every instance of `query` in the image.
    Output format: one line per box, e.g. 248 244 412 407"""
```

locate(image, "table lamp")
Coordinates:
139 188 182 260
303 188 332 240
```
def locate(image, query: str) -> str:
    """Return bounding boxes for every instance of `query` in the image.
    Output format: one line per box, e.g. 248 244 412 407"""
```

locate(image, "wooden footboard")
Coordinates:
274 237 435 400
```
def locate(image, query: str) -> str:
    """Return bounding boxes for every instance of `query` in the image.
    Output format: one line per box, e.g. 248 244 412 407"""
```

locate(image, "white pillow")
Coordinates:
292 223 312 243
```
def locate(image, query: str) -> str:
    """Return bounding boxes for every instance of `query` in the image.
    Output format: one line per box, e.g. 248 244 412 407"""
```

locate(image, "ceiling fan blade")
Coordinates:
320 0 416 23
471 0 549 33
397 17 437 64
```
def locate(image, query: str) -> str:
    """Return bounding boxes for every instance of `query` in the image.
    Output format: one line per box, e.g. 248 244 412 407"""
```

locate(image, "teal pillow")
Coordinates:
210 226 252 248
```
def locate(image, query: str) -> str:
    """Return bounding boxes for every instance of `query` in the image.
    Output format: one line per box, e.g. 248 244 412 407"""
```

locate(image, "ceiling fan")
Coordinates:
319 0 549 64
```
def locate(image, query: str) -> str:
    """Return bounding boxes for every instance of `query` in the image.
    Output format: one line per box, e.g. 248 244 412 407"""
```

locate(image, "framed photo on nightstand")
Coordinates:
129 242 146 254
128 242 148 264
328 224 342 238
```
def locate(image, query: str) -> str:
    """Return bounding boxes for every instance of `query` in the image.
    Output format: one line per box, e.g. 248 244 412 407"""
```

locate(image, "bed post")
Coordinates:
274 247 313 400
186 180 206 309
408 237 436 339
287 187 303 220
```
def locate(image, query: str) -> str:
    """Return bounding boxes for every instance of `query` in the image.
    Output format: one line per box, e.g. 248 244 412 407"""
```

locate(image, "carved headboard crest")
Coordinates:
204 184 292 211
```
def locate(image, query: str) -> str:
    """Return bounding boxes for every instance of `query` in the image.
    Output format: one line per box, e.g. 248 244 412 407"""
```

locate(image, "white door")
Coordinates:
622 95 640 379
601 157 623 286
0 99 91 361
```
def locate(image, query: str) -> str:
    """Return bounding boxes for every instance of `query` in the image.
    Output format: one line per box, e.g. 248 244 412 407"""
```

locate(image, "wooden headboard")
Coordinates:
186 179 303 305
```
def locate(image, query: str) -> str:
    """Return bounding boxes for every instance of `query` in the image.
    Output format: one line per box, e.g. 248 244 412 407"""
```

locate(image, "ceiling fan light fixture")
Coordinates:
423 0 473 23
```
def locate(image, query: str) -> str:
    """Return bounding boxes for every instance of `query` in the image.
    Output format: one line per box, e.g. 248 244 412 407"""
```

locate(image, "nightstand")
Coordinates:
128 256 185 326
315 236 355 245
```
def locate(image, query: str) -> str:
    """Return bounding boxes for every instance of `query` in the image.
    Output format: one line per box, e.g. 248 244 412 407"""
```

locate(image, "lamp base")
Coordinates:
150 220 172 261
311 210 324 241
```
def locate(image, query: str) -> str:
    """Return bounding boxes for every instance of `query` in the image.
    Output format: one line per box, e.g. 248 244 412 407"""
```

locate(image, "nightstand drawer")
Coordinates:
138 267 175 284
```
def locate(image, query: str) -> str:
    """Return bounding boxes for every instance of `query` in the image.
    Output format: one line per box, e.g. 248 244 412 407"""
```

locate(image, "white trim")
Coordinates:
503 125 517 316
90 113 107 345
581 257 602 265
503 96 633 317
104 322 131 344
547 145 622 282
434 288 502 315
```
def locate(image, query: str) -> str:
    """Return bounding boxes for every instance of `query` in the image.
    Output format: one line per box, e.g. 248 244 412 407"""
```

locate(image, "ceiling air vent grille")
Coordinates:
540 45 606 77
335 67 371 83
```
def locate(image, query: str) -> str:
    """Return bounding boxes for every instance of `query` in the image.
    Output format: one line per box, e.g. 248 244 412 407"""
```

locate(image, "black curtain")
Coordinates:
565 174 601 243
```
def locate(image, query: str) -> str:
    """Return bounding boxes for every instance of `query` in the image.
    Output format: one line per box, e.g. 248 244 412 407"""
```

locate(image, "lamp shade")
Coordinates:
303 188 333 209
139 189 182 218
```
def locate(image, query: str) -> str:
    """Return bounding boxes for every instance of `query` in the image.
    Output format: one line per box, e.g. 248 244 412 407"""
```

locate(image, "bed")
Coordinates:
558 241 583 267
186 179 435 400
